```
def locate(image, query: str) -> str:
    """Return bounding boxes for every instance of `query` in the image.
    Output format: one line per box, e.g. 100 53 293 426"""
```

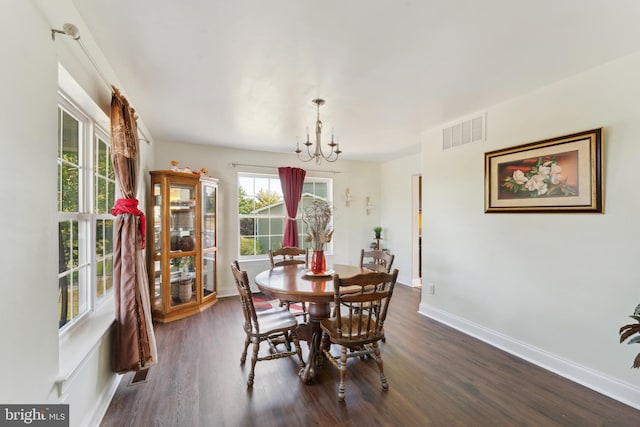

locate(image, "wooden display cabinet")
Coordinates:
148 170 218 322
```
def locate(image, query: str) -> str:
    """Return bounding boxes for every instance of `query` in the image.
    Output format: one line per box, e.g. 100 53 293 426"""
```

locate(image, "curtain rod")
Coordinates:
52 27 151 145
230 162 340 174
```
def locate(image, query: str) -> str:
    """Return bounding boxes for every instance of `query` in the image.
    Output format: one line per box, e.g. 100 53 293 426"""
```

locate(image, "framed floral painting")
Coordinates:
484 128 603 213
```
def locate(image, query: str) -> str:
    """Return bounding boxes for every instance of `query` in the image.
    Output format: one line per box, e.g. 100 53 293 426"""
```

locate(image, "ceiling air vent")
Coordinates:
442 113 485 151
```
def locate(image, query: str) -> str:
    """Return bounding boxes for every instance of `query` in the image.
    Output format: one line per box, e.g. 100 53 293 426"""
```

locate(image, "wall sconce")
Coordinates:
365 196 373 215
345 188 353 207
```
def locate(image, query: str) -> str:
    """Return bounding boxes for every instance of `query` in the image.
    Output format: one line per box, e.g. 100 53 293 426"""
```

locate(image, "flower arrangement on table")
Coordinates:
302 200 334 274
170 160 209 176
501 156 576 198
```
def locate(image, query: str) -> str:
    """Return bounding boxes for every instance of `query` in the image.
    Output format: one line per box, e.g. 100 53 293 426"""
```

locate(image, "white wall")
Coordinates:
420 51 640 408
153 142 386 294
380 153 421 285
0 0 59 403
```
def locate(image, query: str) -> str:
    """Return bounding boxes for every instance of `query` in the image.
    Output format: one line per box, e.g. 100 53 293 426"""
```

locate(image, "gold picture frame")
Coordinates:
484 128 603 213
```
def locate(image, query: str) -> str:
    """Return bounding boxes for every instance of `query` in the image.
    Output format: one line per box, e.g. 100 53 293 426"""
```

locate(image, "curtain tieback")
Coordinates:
112 198 147 249
286 216 296 222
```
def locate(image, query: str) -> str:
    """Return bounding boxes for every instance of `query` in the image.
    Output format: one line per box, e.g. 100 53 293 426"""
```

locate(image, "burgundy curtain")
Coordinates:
279 167 306 247
110 87 157 373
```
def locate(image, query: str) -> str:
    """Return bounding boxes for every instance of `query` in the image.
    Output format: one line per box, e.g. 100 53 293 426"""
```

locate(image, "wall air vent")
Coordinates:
442 113 486 151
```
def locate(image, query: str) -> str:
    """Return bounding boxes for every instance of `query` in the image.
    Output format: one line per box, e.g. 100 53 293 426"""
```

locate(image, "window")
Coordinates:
57 93 115 331
238 173 332 258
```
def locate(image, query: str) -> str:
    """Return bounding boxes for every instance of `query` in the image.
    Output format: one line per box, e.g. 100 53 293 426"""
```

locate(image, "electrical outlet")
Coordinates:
427 283 435 294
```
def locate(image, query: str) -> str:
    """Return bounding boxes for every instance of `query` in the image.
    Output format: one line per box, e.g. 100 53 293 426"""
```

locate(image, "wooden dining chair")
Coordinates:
355 249 395 342
268 247 309 321
319 268 399 402
230 261 305 388
360 249 395 273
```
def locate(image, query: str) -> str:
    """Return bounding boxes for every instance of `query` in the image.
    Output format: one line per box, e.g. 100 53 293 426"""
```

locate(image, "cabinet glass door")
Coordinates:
152 183 163 311
202 181 217 298
169 182 196 307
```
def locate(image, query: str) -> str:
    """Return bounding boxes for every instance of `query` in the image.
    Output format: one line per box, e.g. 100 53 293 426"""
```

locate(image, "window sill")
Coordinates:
56 294 116 397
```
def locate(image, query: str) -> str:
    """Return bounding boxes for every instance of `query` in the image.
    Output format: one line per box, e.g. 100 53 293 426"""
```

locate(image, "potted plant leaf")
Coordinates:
619 304 640 368
373 226 382 239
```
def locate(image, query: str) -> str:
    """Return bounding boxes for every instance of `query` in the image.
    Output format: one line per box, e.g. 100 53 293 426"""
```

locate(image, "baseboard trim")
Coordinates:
83 374 122 427
418 303 640 411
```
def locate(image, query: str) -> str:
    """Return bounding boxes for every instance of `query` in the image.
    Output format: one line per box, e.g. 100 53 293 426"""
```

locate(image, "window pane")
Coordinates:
104 219 113 253
269 236 284 251
314 182 327 199
302 182 314 195
62 110 80 164
96 137 107 177
96 259 106 298
96 256 113 298
61 162 79 212
58 270 81 327
57 161 62 211
256 236 269 255
96 218 114 300
270 217 284 235
59 220 79 271
95 176 106 213
240 237 257 256
239 217 255 236
108 180 116 209
95 219 114 255
256 217 268 235
95 136 115 214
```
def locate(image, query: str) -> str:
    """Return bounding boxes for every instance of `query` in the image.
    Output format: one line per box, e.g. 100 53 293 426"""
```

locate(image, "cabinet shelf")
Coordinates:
148 170 219 323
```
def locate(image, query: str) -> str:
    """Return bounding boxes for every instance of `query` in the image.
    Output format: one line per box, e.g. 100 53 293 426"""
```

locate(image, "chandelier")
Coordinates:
295 98 342 164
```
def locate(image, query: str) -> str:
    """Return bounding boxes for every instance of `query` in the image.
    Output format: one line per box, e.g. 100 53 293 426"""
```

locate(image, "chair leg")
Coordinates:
338 346 348 402
372 341 388 391
240 333 250 364
291 331 305 370
284 331 292 351
248 339 260 388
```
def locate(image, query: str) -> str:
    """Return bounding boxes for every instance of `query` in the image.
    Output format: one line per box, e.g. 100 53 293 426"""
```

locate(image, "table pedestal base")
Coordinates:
297 301 331 383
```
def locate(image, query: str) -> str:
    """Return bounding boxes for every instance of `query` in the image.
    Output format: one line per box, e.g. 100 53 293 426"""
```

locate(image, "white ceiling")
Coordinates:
72 0 640 161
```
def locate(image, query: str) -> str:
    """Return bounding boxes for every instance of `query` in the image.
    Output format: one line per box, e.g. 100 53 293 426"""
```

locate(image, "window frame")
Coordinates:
237 172 333 261
57 91 115 335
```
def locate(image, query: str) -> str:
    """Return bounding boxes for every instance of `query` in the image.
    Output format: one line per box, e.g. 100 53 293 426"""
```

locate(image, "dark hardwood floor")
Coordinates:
101 285 639 426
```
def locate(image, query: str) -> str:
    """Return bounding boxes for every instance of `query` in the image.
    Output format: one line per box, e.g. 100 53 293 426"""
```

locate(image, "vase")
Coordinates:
179 279 193 303
311 250 326 274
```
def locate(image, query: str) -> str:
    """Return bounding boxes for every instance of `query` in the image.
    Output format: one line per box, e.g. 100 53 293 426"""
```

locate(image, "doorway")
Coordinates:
411 175 422 287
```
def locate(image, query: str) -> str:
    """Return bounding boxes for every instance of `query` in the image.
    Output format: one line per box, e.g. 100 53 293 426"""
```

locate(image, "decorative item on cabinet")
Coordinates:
148 169 219 323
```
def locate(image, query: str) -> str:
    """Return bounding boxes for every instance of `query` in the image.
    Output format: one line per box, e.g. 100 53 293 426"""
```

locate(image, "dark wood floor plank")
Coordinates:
101 285 639 427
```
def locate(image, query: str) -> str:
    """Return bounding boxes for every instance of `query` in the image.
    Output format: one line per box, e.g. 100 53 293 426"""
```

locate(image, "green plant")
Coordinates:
373 226 382 238
619 304 640 368
240 237 262 256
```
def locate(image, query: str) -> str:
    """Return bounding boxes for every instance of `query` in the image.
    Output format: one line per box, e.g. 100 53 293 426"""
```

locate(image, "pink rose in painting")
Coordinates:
513 169 528 185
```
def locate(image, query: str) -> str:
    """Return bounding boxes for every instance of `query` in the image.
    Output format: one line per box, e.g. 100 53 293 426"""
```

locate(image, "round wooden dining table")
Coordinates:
254 263 367 383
